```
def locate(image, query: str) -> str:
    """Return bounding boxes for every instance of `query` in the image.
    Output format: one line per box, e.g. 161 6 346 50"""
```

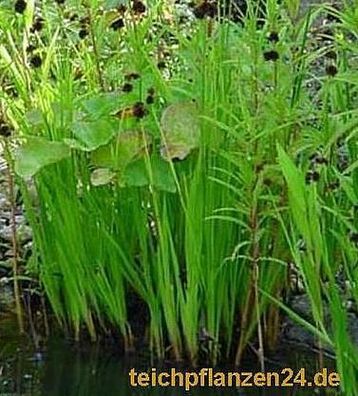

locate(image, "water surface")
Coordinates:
0 312 339 396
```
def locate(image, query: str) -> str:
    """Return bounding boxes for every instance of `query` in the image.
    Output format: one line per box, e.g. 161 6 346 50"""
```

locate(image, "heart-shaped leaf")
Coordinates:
122 156 176 192
72 118 118 150
63 138 91 152
160 102 200 161
91 130 152 170
25 109 43 126
103 0 127 10
15 136 71 179
90 168 116 186
80 93 122 118
151 155 176 192
123 160 149 187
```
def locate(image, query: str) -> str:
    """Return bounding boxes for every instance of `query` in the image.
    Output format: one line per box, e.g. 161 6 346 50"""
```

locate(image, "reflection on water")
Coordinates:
0 313 340 396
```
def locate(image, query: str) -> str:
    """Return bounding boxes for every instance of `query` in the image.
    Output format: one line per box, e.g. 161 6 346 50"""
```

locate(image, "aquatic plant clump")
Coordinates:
0 0 357 394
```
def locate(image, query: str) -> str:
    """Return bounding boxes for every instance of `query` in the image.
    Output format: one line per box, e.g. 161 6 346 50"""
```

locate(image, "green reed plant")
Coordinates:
271 3 358 392
0 2 357 391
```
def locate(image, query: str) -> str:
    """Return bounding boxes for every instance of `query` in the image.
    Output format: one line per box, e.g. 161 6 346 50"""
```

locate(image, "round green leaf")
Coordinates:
90 168 116 186
14 136 71 179
91 130 152 171
72 118 118 151
160 102 200 161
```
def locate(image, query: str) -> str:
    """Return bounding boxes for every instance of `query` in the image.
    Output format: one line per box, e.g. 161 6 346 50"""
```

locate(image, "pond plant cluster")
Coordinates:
0 0 357 394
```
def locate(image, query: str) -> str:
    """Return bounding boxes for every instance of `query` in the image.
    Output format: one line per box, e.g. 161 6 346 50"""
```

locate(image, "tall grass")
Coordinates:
0 0 357 392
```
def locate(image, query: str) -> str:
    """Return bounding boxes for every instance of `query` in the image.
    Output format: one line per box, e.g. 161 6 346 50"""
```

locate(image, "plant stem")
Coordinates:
86 4 105 91
4 140 24 334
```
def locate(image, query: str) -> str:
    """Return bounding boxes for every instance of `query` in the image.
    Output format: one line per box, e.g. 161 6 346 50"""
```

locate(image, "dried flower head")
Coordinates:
327 180 340 192
79 29 88 39
267 31 279 43
193 5 205 19
146 95 154 105
80 16 90 26
31 17 44 32
157 60 166 69
309 153 328 165
193 1 217 19
15 0 27 14
349 232 358 245
132 0 146 14
111 18 125 30
205 2 217 18
27 44 36 53
326 64 338 77
125 72 140 80
118 4 127 14
326 11 341 23
132 102 147 119
305 170 320 184
69 13 79 22
263 178 272 187
325 50 337 60
122 83 133 93
0 122 11 138
30 54 42 68
263 50 279 62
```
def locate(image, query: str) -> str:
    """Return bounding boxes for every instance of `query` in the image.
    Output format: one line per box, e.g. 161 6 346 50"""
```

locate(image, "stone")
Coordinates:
0 224 32 244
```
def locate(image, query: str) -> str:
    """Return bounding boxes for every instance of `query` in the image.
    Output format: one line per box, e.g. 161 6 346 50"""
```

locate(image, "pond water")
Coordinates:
0 312 340 396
